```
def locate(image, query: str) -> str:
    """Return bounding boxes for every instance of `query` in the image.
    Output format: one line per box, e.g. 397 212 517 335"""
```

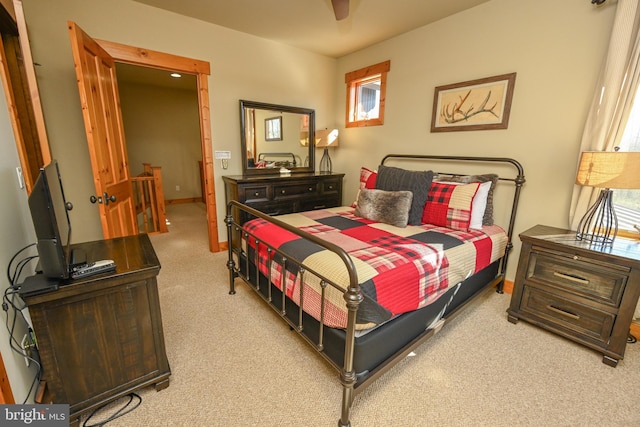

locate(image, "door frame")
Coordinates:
95 39 219 252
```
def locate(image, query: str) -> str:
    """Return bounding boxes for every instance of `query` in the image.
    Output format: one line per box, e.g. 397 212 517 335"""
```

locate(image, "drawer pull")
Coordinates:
281 190 286 194
553 271 589 285
547 304 580 320
328 185 334 190
254 192 260 197
314 205 326 209
308 187 313 191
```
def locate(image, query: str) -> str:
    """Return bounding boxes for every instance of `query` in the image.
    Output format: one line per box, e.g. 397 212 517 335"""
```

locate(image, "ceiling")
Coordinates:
132 0 491 58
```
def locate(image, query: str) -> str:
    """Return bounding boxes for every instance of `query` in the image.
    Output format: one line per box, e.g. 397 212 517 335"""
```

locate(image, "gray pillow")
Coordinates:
354 189 413 228
375 165 434 225
436 173 498 225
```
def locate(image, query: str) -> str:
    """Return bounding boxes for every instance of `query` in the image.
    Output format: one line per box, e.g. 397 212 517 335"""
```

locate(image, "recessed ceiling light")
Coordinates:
170 73 182 78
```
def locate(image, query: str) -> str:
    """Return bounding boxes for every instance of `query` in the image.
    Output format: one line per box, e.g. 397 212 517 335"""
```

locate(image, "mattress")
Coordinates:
242 206 508 330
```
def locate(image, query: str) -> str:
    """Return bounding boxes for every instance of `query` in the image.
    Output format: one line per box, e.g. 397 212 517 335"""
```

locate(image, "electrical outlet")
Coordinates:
21 334 31 367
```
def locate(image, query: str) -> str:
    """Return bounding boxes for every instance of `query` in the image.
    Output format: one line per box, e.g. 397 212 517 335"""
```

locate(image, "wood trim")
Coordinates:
14 0 50 166
631 321 640 341
96 39 210 75
502 279 514 294
166 198 202 205
95 38 219 252
0 351 15 404
344 60 390 83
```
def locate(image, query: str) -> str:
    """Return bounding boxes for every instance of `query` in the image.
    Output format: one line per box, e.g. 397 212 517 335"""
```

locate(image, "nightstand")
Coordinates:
507 224 640 367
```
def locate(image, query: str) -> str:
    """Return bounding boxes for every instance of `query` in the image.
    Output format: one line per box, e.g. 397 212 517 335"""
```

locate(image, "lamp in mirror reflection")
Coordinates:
315 129 339 174
575 150 640 244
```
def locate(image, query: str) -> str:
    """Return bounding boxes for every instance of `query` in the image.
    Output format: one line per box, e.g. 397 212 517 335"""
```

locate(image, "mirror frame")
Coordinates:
240 100 315 176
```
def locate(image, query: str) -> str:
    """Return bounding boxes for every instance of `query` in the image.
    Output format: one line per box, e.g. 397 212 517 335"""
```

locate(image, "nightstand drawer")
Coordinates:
527 247 628 306
521 286 615 344
274 182 318 199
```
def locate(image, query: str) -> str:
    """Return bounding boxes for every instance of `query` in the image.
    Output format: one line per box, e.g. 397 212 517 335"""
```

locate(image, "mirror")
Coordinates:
240 100 315 175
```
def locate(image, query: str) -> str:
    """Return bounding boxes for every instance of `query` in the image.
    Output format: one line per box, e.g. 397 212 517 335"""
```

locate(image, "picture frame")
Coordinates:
265 116 283 141
431 72 516 132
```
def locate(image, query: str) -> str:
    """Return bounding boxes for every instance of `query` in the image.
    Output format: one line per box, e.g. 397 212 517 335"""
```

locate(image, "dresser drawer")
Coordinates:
322 180 341 194
526 247 629 306
244 201 294 217
242 185 269 202
299 195 341 212
520 286 615 345
273 182 318 199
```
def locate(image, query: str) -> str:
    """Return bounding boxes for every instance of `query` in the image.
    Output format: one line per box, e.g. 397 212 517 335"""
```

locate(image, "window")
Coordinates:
614 84 640 237
345 60 390 128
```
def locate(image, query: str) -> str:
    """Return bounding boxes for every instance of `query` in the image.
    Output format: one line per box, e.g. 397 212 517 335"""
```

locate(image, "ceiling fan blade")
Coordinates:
331 0 349 21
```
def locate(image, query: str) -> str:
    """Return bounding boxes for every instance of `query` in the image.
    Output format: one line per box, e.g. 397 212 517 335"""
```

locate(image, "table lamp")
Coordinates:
316 129 339 174
575 150 640 244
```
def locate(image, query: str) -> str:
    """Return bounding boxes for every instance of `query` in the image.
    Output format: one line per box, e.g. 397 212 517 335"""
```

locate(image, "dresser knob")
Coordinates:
308 187 313 191
255 192 260 197
573 255 579 260
281 190 286 194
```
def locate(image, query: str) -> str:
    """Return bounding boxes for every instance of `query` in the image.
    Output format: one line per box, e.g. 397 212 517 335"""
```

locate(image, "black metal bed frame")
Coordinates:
226 154 525 426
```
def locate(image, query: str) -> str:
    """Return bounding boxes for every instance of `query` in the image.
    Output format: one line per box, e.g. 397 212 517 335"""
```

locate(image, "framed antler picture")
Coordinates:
431 72 516 132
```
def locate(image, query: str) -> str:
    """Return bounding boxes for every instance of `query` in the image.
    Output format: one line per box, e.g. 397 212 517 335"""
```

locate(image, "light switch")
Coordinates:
16 167 25 189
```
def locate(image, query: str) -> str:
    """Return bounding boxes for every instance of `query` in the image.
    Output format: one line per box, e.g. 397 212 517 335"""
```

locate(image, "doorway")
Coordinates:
95 38 219 252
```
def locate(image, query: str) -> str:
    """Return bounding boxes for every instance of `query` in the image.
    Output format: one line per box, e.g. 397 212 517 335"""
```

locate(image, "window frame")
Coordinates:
344 60 390 128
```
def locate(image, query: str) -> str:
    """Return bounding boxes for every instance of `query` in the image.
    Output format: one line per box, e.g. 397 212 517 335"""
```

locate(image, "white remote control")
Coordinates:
71 259 116 279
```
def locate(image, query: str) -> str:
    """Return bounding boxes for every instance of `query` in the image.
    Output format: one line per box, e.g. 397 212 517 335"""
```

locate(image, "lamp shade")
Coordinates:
315 129 339 148
575 151 640 189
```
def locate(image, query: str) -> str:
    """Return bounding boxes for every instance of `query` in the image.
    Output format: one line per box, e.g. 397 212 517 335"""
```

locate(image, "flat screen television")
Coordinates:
28 160 74 280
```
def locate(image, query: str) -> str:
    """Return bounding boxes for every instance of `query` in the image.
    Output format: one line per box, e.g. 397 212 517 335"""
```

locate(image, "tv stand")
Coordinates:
21 234 170 426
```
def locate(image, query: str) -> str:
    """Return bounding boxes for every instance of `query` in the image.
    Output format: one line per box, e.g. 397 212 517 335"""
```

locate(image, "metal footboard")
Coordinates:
226 201 361 426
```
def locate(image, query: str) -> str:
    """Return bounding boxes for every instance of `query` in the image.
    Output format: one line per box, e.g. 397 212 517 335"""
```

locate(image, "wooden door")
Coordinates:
68 21 136 238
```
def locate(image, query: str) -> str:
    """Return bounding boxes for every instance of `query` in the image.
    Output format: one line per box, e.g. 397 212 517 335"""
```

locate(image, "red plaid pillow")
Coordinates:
352 167 377 207
359 167 377 189
421 182 480 231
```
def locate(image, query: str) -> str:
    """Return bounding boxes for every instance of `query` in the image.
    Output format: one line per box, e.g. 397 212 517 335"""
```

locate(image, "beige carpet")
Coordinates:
90 203 640 427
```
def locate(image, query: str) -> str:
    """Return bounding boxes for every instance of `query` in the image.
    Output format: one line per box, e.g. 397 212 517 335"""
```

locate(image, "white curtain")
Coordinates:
569 0 640 229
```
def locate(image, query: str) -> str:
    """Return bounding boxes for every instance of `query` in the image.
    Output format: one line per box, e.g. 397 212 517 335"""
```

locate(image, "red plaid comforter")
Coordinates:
243 207 507 330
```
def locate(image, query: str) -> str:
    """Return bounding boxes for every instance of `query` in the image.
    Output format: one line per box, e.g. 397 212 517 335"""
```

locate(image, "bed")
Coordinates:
225 154 525 426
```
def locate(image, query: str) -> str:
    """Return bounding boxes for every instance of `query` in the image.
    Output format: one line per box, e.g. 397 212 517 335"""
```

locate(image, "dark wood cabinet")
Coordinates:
223 172 344 220
22 234 170 426
507 224 640 367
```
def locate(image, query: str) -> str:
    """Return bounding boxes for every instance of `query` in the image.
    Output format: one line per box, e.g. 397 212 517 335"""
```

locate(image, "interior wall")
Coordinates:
19 0 337 244
0 72 39 402
333 0 617 279
118 81 202 201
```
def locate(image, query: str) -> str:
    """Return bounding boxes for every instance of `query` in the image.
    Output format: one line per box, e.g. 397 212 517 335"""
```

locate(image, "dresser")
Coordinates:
507 224 640 367
22 234 170 426
222 173 344 222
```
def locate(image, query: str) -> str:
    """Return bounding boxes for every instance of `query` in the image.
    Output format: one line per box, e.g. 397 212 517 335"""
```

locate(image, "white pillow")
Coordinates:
469 181 492 229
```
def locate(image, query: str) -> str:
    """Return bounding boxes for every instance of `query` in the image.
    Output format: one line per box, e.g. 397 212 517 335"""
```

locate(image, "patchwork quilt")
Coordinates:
243 207 507 330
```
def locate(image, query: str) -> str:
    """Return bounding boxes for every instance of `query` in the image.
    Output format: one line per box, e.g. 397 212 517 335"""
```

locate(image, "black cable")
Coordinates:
4 244 42 403
3 286 42 403
6 243 36 287
628 333 637 344
82 393 142 427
